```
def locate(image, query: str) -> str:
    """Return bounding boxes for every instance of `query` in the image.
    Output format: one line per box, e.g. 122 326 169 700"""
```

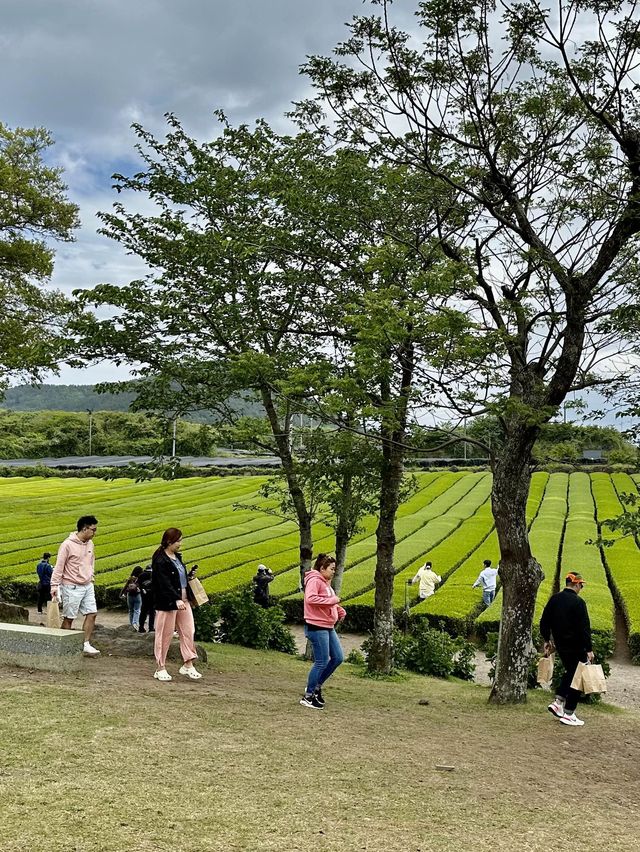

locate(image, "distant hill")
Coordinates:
1 384 262 421
2 384 135 412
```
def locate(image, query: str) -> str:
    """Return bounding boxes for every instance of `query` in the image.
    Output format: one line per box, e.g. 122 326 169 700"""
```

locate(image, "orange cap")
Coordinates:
566 572 585 585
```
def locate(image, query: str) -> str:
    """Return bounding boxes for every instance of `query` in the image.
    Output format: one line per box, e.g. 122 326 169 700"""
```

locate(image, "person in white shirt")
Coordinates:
408 561 441 600
472 559 499 606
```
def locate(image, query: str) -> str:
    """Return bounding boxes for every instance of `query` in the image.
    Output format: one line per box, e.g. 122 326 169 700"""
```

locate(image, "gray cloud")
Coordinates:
1 0 373 382
2 0 365 156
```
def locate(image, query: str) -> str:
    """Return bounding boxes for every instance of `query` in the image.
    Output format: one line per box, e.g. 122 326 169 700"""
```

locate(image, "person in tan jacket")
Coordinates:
408 561 441 600
51 515 100 657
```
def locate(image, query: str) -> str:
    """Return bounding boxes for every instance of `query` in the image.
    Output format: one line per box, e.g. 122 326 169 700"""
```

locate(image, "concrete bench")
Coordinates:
0 621 85 671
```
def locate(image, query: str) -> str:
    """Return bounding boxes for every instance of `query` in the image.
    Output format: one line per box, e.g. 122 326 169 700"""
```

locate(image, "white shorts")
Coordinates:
60 583 97 619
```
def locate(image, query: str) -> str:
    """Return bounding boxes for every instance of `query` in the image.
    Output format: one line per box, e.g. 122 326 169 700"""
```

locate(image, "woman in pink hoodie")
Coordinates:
300 553 346 709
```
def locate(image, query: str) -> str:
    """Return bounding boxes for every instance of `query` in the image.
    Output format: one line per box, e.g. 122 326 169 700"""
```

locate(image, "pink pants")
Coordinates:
154 603 198 669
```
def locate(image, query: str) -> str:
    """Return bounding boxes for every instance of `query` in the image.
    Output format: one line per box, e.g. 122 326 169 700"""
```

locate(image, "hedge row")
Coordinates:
560 473 614 638
336 473 491 601
591 473 640 660
345 473 496 612
268 471 462 600
0 475 262 551
0 478 273 578
410 472 549 633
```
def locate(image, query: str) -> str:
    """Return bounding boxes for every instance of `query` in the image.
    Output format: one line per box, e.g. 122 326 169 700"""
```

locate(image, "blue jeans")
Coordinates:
127 592 142 626
483 589 496 606
304 625 344 694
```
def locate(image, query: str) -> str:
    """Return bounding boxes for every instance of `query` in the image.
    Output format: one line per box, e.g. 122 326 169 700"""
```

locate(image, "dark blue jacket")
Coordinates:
36 560 53 585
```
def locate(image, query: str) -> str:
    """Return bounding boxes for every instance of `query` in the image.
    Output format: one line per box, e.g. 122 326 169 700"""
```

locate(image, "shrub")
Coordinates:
218 588 296 654
193 602 222 643
345 648 366 666
365 623 476 680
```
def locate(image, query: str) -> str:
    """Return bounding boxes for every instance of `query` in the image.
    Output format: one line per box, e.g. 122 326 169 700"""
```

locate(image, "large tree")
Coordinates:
0 123 79 392
269 148 471 672
76 116 465 668
296 0 640 700
75 117 327 577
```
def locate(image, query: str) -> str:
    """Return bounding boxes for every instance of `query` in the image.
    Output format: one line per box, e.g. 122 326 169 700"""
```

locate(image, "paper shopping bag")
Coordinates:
46 600 61 629
188 577 209 607
570 661 587 691
570 661 607 694
537 655 554 686
578 662 607 694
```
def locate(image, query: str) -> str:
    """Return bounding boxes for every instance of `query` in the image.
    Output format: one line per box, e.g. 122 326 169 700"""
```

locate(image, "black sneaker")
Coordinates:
314 688 325 708
299 693 323 709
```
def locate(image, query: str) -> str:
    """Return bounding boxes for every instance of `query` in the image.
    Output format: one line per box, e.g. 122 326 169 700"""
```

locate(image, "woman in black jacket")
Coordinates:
151 527 202 682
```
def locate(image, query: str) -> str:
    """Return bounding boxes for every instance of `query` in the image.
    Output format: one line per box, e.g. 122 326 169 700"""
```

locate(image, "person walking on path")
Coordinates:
151 528 202 682
540 572 594 727
121 566 143 631
300 553 345 710
472 559 498 606
36 552 53 614
50 515 101 657
137 563 155 633
253 564 274 608
408 561 441 601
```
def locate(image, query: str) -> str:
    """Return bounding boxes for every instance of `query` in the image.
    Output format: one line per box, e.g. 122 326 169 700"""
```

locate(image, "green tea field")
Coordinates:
1 471 639 654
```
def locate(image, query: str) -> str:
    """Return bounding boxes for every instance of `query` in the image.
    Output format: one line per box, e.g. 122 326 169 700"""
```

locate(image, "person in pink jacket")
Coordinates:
300 553 346 710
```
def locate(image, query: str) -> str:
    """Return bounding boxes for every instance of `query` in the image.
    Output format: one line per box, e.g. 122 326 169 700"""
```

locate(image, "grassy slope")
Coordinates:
0 647 636 852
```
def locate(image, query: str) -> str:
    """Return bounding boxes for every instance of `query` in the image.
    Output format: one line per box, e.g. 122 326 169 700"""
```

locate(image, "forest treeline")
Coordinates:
0 406 635 462
0 409 224 458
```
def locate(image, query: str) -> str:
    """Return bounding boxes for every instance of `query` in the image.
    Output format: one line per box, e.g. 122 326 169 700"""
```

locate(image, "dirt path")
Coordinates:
28 605 640 708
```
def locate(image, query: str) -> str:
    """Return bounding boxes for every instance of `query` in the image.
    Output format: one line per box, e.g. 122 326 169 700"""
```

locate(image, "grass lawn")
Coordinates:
0 645 638 852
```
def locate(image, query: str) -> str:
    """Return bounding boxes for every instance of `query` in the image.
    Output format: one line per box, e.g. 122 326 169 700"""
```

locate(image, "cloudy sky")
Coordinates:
2 0 381 383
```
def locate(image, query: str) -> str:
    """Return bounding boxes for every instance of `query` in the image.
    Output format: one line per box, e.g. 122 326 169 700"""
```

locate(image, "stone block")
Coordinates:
92 623 208 662
0 622 84 671
0 601 29 624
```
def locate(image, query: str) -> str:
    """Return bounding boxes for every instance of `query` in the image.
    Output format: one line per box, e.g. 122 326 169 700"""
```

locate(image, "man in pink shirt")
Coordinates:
51 515 100 657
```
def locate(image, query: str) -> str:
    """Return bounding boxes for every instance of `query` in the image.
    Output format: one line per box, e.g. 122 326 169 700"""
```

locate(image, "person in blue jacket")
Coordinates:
36 552 53 613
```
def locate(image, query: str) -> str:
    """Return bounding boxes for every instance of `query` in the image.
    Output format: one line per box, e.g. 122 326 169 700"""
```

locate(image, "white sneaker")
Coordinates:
547 699 565 718
560 712 585 727
83 642 101 657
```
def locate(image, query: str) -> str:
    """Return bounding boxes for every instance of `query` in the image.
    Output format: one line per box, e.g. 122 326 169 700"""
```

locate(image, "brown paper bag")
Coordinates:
188 577 209 607
570 661 607 694
46 600 61 629
537 655 554 686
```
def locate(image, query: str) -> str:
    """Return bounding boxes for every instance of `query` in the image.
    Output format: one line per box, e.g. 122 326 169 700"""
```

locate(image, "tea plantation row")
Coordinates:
0 471 637 655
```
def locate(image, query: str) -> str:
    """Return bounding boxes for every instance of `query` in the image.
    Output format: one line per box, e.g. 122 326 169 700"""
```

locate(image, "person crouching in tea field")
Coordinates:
151 528 202 682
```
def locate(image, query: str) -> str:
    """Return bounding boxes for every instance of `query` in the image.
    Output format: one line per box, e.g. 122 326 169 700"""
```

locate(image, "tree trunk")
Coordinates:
489 425 543 703
367 338 413 675
333 469 353 595
260 385 313 588
334 523 349 596
367 427 405 674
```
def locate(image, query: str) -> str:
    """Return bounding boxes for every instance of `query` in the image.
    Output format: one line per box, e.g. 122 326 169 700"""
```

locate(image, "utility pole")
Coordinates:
87 409 94 456
463 417 467 461
172 418 177 457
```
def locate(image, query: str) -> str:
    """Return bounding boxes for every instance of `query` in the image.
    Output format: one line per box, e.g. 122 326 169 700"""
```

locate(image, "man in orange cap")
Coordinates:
540 572 594 726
